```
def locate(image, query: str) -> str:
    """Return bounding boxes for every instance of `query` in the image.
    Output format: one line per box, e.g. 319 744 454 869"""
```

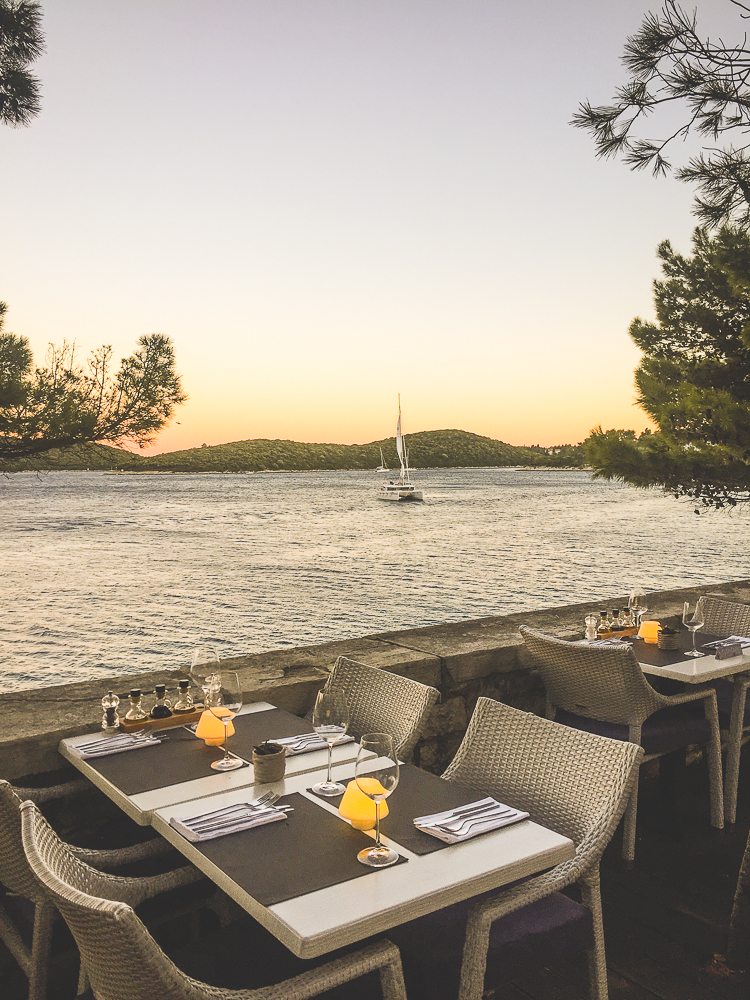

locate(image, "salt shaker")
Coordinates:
584 615 599 642
101 690 120 732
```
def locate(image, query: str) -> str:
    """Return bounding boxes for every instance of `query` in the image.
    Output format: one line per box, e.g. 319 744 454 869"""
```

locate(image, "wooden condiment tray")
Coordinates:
119 707 204 733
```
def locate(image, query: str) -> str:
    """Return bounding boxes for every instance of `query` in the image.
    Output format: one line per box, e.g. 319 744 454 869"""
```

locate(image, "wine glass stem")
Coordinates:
691 628 698 654
222 720 230 760
374 801 381 849
326 743 333 784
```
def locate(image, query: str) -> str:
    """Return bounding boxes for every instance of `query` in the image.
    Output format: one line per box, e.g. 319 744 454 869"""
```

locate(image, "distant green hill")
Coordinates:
0 430 587 473
114 430 586 472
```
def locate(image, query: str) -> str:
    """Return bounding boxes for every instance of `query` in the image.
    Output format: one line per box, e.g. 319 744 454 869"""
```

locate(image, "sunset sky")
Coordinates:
0 1 739 454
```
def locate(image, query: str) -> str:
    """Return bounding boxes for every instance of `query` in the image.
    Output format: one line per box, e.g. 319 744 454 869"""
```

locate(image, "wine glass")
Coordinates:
190 646 220 706
210 671 244 771
311 686 350 796
354 734 400 868
629 589 649 629
683 598 706 657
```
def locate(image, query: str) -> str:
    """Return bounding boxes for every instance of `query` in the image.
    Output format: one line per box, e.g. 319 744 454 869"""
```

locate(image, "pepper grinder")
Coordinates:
101 690 120 733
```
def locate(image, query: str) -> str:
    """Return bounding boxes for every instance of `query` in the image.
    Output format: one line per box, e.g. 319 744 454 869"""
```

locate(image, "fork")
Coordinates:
434 805 512 834
182 791 279 825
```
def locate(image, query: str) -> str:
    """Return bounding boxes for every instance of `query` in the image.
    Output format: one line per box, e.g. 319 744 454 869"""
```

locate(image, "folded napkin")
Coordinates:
587 638 632 647
413 797 529 845
170 804 287 842
274 733 355 756
703 636 750 650
71 734 161 759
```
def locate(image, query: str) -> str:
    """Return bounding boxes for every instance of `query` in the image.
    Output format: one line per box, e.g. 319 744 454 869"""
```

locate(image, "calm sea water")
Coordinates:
2 468 748 693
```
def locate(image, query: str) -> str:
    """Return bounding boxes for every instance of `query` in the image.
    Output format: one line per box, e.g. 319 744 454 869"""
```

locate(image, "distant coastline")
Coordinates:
0 430 588 474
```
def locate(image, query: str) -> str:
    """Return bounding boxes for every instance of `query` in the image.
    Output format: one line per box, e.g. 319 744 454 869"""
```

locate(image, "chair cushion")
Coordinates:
385 890 593 1000
555 702 710 755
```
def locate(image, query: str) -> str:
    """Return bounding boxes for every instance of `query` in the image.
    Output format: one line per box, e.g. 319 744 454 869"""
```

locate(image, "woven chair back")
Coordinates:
0 780 48 902
520 625 667 727
700 596 750 638
20 801 195 1000
327 656 439 759
442 698 641 860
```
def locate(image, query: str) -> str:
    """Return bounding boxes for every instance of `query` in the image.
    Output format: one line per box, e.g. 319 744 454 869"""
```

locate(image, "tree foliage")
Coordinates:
572 0 750 228
586 227 750 507
0 302 187 459
0 0 44 127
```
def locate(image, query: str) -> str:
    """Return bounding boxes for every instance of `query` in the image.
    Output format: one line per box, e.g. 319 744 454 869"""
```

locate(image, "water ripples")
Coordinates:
1 468 748 691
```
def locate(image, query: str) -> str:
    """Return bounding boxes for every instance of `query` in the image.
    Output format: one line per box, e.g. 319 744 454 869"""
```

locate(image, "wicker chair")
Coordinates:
385 698 642 1000
19 799 408 1000
325 656 439 761
520 624 724 863
0 779 203 1000
699 596 750 823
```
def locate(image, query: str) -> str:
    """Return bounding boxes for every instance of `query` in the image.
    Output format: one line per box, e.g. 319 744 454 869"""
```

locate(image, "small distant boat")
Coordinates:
378 397 424 502
376 448 389 473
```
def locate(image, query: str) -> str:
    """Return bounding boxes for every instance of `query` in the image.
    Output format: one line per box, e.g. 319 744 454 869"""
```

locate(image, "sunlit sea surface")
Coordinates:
2 468 749 692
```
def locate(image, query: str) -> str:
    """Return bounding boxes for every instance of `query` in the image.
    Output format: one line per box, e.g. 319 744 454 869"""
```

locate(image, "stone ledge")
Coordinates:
2 579 748 780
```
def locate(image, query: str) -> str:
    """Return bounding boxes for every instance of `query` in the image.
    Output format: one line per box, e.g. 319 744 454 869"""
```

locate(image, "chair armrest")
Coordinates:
176 939 406 1000
69 836 175 871
663 687 719 711
12 777 92 804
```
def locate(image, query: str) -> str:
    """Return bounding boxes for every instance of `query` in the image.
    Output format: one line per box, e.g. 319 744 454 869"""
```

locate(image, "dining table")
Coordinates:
632 619 750 822
59 701 575 962
58 701 369 825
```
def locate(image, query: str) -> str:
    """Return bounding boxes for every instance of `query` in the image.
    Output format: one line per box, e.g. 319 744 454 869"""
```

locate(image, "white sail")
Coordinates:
395 400 405 470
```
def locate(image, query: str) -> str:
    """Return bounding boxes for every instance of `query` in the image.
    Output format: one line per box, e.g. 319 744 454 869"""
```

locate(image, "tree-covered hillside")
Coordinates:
0 430 588 473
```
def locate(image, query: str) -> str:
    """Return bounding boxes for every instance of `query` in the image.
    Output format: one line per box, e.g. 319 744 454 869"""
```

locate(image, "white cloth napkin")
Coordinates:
71 735 161 758
274 734 355 756
413 797 529 844
703 636 750 650
170 805 286 842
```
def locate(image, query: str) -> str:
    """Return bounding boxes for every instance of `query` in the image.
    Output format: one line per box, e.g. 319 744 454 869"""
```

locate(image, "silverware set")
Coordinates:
179 791 293 835
75 733 160 755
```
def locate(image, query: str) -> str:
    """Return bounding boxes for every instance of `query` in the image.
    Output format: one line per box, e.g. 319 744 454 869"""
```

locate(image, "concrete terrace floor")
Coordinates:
3 745 750 1000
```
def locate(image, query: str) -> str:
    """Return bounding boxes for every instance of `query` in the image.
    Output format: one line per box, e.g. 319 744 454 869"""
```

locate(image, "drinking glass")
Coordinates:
682 598 706 657
354 735 400 868
190 646 220 706
210 671 244 771
311 686 350 796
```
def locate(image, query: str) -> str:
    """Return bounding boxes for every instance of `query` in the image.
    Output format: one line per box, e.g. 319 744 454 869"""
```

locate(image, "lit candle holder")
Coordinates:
637 620 661 644
338 779 389 830
195 708 235 745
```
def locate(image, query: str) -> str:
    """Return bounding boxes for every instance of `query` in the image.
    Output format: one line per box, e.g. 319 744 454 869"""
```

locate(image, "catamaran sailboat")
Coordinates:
378 397 424 502
376 448 389 473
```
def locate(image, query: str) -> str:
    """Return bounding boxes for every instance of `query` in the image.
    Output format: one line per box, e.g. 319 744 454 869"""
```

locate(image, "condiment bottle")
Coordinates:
597 612 610 636
125 689 148 722
150 684 173 720
173 678 194 713
101 690 120 732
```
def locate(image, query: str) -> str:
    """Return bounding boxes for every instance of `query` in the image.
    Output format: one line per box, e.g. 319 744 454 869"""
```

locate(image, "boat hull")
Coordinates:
378 486 424 502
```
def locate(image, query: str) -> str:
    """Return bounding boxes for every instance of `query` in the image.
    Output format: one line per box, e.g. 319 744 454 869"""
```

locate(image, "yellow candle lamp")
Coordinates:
637 620 661 644
338 779 389 830
195 708 235 745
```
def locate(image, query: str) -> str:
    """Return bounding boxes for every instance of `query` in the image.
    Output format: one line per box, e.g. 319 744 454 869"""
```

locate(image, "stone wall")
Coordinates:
2 579 749 781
